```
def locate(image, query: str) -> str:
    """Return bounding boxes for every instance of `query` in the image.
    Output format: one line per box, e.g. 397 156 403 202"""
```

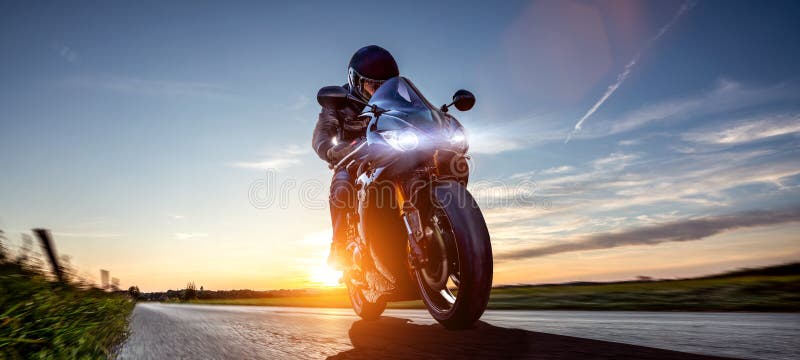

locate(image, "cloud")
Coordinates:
174 233 208 240
232 144 309 171
53 231 122 239
507 151 643 198
64 75 237 100
467 133 527 154
461 115 565 154
288 94 310 111
508 165 575 181
566 1 695 143
475 154 637 210
546 148 796 212
482 146 800 257
497 206 800 260
591 152 639 170
468 179 542 209
618 139 641 146
571 79 799 141
233 158 301 170
682 113 800 145
614 80 794 134
541 165 574 175
511 147 791 204
53 43 80 64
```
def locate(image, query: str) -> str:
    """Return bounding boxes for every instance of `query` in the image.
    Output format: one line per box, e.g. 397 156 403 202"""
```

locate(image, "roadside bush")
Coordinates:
0 234 134 359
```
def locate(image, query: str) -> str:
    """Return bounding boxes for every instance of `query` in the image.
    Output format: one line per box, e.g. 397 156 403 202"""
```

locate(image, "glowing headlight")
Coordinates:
449 128 468 152
450 128 466 145
379 130 419 151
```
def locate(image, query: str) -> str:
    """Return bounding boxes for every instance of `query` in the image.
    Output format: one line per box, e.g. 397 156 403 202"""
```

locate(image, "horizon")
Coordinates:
2 0 799 293
130 261 800 293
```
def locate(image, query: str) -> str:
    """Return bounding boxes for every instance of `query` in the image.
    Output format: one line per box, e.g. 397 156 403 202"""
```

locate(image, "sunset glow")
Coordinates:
1 1 798 293
309 265 344 288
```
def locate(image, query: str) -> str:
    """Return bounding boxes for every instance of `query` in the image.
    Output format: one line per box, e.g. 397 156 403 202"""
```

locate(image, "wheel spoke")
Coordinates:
417 210 461 312
449 273 460 287
439 289 456 304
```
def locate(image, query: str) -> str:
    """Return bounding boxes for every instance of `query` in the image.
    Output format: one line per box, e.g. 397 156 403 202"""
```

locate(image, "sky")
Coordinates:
1 0 799 292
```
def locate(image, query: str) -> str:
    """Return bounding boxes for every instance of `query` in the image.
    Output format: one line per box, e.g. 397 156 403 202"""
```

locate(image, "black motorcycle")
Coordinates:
317 77 492 329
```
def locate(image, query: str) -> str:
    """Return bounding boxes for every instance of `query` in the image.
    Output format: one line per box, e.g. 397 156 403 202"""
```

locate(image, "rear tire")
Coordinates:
416 181 492 329
346 276 386 320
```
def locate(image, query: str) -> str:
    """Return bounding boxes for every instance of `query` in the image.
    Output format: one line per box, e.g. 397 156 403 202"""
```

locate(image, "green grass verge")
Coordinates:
488 274 800 311
0 267 134 359
187 274 800 311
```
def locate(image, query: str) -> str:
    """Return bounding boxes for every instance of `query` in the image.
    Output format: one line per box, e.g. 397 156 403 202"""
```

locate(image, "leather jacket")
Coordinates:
311 84 368 165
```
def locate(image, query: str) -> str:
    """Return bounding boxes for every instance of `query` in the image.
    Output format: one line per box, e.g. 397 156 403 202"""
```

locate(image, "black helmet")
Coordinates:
348 45 399 101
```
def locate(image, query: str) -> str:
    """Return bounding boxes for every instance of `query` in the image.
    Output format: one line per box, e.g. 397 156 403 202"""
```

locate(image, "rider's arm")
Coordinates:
312 106 339 163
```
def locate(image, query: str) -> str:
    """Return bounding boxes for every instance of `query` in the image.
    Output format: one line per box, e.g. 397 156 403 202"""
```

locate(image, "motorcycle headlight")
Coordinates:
450 128 466 145
449 128 468 152
379 130 419 151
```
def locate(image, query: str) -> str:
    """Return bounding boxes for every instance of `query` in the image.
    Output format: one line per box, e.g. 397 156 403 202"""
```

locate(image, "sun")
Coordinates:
309 264 343 287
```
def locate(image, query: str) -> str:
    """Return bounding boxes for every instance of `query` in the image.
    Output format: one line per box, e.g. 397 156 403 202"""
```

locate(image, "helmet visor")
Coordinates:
361 77 385 98
349 67 387 100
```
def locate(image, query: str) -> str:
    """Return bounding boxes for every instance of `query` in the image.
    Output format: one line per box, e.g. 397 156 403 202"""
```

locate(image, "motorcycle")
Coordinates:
317 76 492 329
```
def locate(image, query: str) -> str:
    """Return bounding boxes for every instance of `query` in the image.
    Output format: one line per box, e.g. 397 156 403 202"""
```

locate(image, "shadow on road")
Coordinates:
327 316 735 360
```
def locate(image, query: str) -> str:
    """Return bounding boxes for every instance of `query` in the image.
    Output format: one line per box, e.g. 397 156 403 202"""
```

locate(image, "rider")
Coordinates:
311 45 399 269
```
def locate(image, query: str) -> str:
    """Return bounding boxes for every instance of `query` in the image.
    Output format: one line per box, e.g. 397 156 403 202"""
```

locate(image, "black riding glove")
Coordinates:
326 143 354 165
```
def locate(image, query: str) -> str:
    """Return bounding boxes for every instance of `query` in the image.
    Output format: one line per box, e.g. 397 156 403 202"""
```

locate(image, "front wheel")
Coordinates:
415 181 493 329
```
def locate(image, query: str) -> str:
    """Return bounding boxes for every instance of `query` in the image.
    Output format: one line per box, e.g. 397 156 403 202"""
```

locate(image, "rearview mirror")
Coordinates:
452 89 475 111
317 86 350 109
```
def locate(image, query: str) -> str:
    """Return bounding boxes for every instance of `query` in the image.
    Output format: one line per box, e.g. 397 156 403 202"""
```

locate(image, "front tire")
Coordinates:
415 181 493 329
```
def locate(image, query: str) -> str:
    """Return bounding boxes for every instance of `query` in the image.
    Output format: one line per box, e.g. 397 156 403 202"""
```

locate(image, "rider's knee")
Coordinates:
330 180 356 209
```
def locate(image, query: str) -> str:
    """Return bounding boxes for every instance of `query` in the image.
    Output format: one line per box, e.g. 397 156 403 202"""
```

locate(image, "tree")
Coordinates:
128 286 141 299
0 229 7 262
182 281 197 301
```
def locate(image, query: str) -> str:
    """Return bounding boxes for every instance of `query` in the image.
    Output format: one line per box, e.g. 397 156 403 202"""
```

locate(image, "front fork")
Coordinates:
395 182 428 269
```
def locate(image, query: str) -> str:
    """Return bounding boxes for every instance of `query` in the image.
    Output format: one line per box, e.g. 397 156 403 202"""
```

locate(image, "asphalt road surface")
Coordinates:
117 304 800 360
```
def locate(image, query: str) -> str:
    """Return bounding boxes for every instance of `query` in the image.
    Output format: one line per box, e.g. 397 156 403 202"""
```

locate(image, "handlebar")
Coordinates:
330 140 367 170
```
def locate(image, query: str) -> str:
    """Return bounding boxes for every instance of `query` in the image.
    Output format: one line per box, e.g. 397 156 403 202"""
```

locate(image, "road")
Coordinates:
117 304 800 360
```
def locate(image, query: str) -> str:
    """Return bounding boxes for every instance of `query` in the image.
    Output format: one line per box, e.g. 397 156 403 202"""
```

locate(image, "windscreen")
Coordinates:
369 77 434 123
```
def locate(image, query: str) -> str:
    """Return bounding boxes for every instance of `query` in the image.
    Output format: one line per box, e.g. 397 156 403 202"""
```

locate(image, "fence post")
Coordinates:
33 228 65 283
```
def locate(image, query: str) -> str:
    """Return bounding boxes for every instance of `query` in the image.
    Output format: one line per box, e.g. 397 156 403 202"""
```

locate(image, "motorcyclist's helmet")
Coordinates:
348 45 399 102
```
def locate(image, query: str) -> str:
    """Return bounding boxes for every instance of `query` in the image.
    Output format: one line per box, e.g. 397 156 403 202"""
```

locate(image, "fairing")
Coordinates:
365 77 462 140
360 77 466 176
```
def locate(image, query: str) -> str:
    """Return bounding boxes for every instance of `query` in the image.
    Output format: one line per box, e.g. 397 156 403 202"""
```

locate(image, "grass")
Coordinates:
187 271 800 312
0 264 134 359
487 274 800 311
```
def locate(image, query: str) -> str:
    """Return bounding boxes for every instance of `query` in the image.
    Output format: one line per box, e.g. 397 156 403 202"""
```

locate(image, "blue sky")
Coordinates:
1 0 799 291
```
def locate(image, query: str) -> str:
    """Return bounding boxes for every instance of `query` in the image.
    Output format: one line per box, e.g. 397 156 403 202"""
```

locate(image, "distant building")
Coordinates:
100 269 109 289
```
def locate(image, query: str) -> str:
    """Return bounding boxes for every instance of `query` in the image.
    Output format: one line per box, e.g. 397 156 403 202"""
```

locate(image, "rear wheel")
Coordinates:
415 181 492 329
345 273 386 320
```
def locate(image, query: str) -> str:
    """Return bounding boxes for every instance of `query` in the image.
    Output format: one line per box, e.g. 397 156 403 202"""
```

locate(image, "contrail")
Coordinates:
497 205 800 261
565 1 695 144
